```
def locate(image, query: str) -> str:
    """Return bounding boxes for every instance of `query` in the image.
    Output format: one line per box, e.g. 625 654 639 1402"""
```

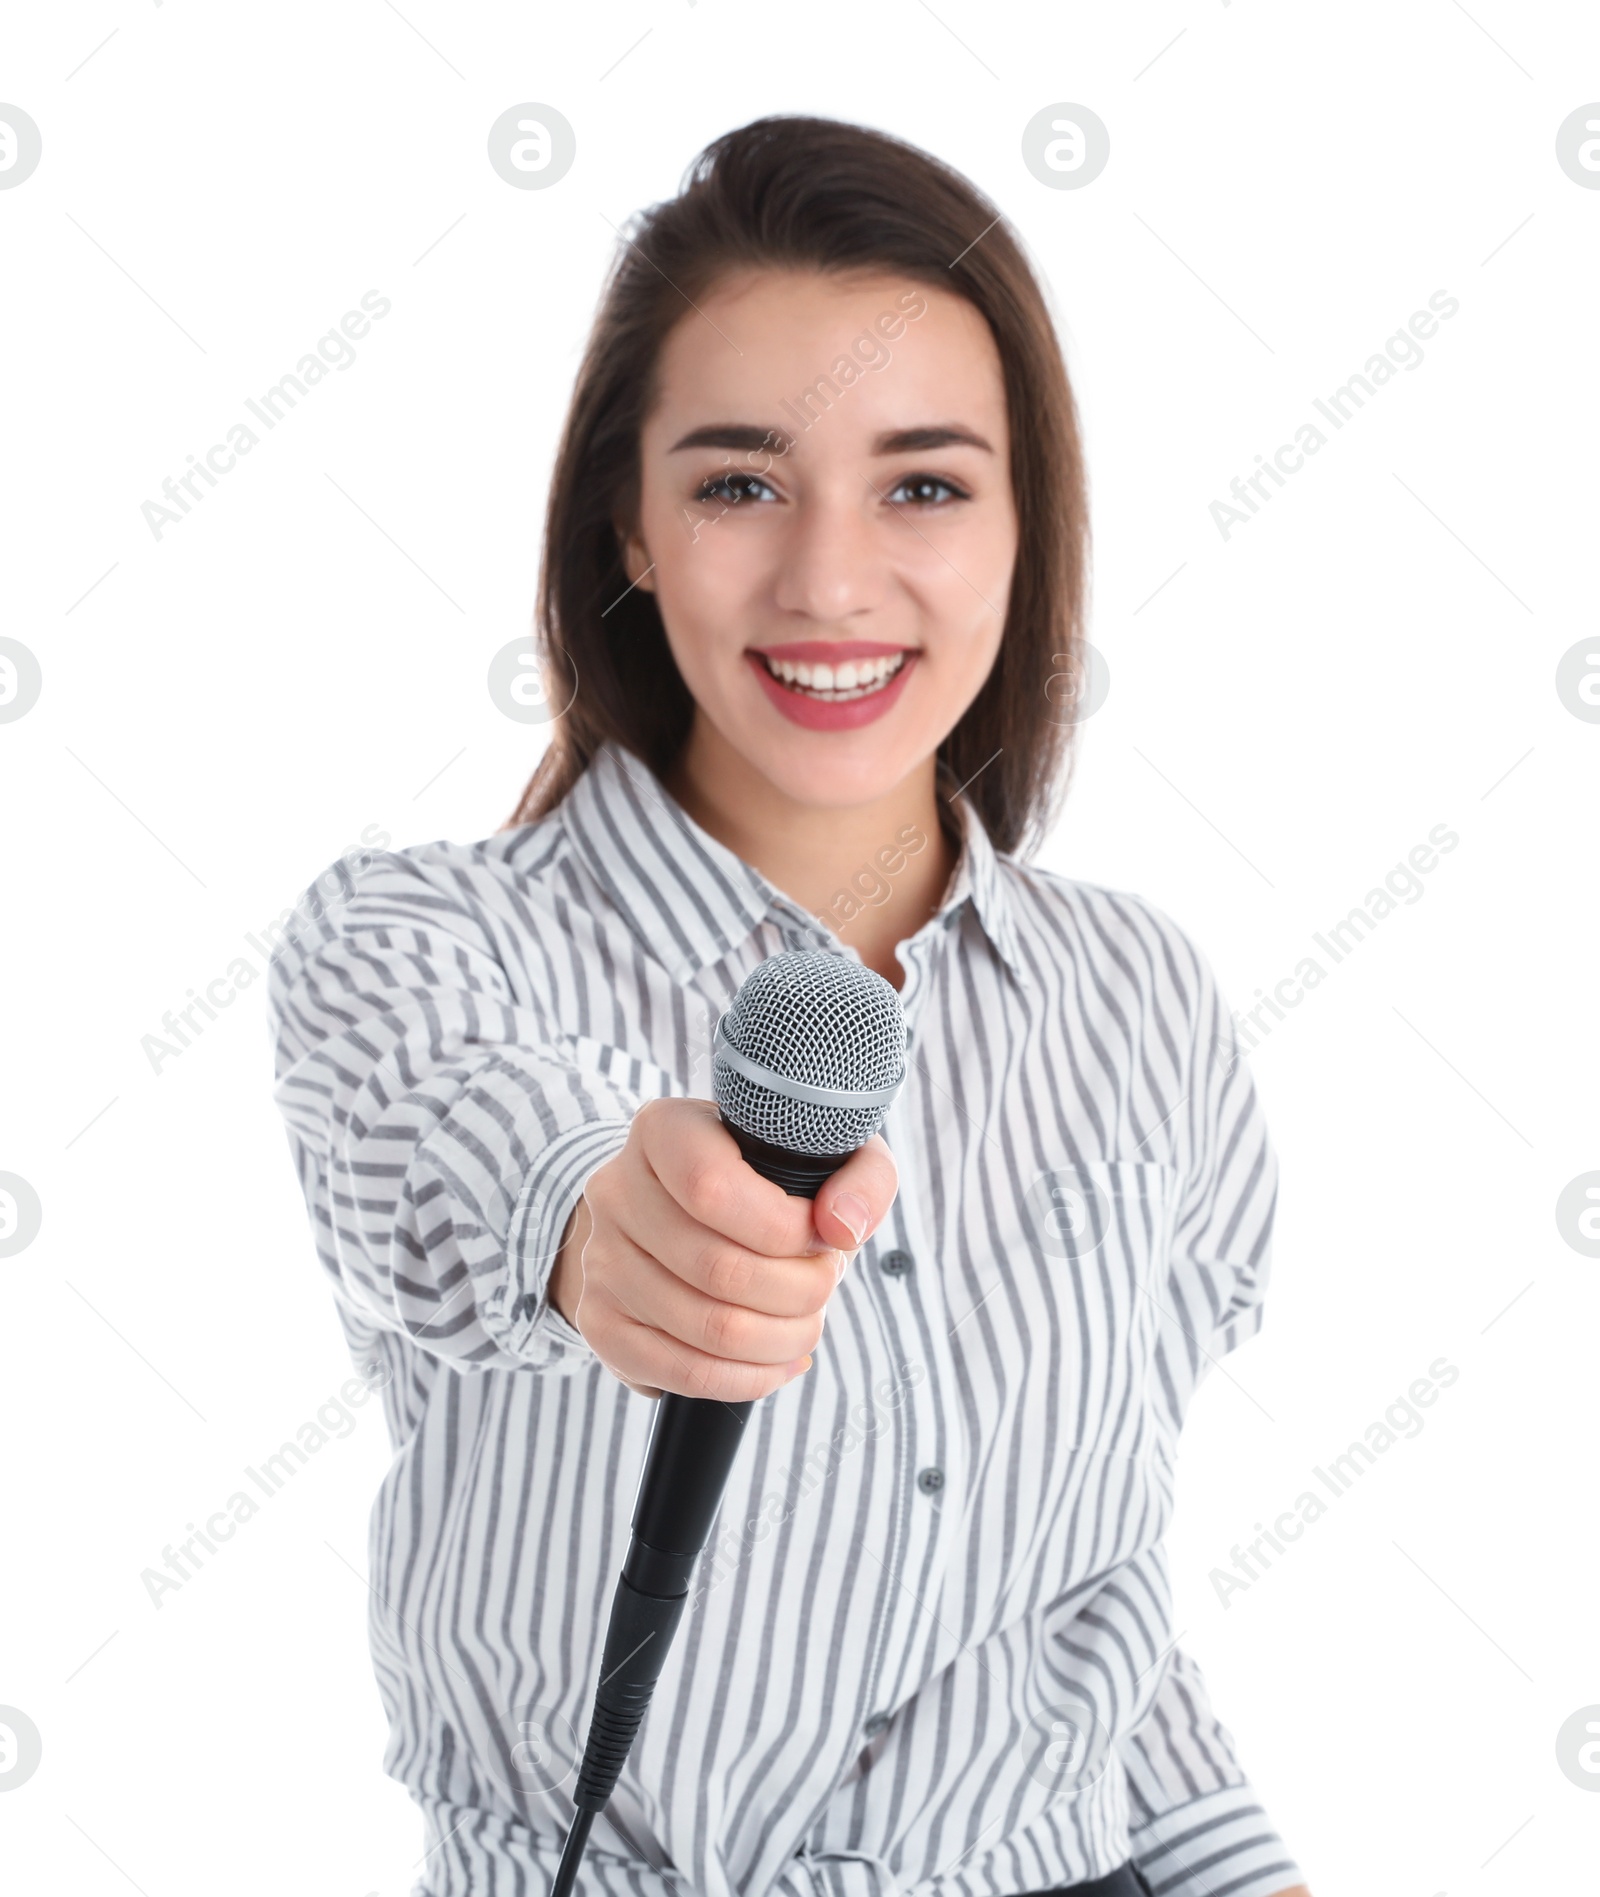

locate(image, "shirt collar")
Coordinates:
559 740 1027 985
937 787 1026 982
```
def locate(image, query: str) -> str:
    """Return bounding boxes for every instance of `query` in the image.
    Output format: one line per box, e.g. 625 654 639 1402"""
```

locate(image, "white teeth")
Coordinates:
759 652 908 700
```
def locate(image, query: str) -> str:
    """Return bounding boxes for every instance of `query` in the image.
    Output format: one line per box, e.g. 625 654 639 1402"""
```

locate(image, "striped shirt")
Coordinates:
266 739 1304 1897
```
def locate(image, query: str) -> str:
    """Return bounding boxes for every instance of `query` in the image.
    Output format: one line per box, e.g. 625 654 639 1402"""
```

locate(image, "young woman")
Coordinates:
268 117 1310 1897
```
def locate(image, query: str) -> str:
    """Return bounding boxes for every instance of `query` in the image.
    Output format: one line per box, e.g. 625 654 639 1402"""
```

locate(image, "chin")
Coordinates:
738 728 927 810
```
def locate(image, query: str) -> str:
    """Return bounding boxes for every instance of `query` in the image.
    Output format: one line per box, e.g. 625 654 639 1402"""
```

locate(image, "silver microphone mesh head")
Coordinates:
713 951 907 1155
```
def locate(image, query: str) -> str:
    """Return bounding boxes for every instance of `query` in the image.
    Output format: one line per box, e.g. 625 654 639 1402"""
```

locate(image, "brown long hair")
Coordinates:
506 114 1090 857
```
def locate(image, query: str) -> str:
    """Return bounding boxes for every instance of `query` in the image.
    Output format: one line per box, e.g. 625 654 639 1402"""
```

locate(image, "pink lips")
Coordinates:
745 642 919 732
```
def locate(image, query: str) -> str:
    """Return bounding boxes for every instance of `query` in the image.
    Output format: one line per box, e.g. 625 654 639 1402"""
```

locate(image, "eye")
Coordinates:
694 470 776 506
886 472 970 507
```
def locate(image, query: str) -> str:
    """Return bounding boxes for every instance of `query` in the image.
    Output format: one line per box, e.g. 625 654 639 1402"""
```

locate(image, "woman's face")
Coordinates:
622 267 1017 811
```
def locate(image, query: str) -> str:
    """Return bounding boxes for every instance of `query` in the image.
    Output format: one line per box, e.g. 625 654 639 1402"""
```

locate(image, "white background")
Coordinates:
2 4 1597 1894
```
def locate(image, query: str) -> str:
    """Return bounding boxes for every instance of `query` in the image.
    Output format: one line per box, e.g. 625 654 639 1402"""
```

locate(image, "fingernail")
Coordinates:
788 1354 813 1378
832 1191 869 1248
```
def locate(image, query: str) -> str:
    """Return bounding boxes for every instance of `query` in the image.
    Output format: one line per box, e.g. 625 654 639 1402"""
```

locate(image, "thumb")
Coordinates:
811 1135 898 1254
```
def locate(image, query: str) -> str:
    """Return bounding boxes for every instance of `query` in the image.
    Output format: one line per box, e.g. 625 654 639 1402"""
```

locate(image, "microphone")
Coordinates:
550 951 906 1897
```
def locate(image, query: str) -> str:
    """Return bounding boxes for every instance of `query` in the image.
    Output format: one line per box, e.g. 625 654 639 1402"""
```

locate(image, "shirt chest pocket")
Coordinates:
1004 1158 1181 1459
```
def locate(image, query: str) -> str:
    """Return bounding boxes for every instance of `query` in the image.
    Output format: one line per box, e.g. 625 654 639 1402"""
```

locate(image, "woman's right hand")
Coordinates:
548 1096 898 1401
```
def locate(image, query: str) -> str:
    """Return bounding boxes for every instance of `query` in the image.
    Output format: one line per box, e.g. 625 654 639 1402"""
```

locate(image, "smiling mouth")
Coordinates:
755 651 910 702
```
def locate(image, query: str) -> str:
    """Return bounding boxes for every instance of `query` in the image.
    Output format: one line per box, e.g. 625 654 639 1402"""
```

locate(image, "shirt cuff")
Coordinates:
1131 1782 1305 1897
1213 1292 1268 1359
502 1116 632 1371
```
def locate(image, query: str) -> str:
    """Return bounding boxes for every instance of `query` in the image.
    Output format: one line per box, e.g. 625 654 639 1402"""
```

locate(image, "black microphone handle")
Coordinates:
570 1119 852 1815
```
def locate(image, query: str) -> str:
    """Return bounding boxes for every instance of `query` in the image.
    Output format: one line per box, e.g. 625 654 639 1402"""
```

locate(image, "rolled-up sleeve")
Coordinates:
266 845 640 1374
1120 919 1299 1894
1171 945 1278 1366
1120 1648 1304 1897
1135 923 1284 1475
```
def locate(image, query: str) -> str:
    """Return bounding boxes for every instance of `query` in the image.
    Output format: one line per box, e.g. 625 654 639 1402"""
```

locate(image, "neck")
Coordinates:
663 718 959 990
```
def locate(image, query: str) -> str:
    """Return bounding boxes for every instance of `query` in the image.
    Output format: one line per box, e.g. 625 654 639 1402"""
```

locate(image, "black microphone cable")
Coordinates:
549 951 906 1897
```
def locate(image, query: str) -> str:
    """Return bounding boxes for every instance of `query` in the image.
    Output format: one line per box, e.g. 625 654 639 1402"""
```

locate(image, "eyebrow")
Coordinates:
667 422 994 456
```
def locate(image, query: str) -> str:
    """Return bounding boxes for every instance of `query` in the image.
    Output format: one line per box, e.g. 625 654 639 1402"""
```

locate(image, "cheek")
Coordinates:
904 498 1015 594
916 543 1011 655
942 618 1006 710
643 526 761 704
645 494 761 620
906 560 1010 722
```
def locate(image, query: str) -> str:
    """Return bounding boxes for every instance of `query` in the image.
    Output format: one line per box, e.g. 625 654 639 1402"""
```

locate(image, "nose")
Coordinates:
769 479 889 625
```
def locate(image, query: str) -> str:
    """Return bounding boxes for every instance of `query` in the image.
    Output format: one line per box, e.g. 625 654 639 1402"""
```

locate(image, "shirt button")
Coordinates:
917 1466 944 1496
879 1248 913 1277
863 1711 890 1738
